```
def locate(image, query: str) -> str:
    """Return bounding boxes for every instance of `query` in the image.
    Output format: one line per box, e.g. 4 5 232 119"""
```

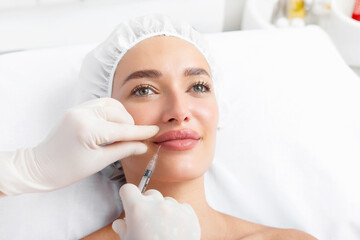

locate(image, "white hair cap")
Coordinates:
77 14 215 102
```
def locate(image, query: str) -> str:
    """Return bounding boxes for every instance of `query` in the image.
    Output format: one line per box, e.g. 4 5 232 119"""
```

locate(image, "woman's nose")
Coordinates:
161 93 191 124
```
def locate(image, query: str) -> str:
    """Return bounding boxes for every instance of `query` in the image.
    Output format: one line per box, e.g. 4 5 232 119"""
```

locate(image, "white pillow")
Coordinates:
0 26 359 239
205 27 360 240
0 44 94 150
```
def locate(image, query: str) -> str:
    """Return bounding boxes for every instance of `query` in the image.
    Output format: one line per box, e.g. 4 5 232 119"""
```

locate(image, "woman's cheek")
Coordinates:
193 100 219 127
125 102 160 125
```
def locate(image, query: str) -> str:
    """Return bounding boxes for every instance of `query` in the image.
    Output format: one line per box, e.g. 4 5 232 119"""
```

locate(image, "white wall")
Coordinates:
0 0 247 31
0 0 78 9
0 0 228 52
0 0 247 52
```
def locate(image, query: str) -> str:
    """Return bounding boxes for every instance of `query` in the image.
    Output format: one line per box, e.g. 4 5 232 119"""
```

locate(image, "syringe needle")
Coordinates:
138 146 161 193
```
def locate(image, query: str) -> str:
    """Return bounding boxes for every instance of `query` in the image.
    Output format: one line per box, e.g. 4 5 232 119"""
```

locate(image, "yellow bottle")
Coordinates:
288 0 306 20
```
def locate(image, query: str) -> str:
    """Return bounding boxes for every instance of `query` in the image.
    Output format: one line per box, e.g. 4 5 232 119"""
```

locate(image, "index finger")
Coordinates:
98 123 159 143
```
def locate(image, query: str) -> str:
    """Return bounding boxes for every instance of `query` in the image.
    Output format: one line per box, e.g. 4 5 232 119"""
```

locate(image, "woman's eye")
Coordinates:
190 82 211 93
131 85 156 96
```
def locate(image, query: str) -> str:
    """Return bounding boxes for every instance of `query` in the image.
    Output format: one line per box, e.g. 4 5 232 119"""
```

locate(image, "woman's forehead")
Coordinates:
120 36 210 70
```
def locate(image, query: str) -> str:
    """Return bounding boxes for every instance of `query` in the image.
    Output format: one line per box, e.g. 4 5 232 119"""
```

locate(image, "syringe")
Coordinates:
119 146 161 211
138 146 161 193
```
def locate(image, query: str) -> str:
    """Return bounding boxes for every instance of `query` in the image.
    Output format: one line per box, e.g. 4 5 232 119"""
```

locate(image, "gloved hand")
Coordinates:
0 98 159 196
112 184 201 240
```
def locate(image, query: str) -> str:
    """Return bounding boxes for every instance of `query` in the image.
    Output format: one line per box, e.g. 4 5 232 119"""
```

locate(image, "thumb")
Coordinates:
101 142 148 165
112 219 126 238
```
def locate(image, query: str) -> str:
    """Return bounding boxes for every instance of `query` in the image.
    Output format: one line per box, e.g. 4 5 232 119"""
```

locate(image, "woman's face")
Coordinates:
112 36 218 183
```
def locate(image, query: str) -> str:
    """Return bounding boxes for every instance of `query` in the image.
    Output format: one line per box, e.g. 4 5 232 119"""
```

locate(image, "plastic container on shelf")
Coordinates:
242 0 360 75
241 0 314 29
352 0 360 21
318 0 360 69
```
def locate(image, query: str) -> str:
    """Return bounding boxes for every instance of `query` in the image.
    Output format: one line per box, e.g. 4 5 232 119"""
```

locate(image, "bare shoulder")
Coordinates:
221 214 317 240
240 228 318 240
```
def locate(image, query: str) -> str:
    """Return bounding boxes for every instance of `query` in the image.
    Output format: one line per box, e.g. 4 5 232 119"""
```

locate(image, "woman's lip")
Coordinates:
153 129 201 143
153 129 201 151
154 139 199 151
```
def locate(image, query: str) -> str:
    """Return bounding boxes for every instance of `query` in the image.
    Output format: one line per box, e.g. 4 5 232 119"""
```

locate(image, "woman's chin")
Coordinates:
152 161 209 182
122 148 213 183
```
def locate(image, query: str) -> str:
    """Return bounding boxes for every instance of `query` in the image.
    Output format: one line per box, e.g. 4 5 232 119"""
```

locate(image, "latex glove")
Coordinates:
0 98 159 196
112 184 201 240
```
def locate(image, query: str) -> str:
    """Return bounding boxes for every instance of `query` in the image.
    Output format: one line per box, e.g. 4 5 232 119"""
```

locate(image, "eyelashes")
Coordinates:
130 81 211 97
131 84 158 96
191 81 211 93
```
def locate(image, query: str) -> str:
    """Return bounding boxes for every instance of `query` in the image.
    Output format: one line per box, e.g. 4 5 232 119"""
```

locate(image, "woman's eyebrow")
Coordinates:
123 70 162 85
184 67 210 78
